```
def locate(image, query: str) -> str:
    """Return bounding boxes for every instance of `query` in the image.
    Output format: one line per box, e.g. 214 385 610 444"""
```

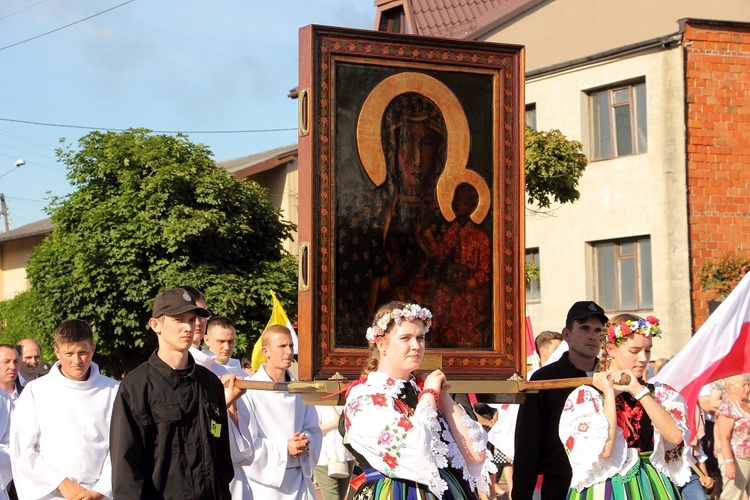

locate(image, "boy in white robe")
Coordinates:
10 319 119 499
245 324 322 499
206 320 255 499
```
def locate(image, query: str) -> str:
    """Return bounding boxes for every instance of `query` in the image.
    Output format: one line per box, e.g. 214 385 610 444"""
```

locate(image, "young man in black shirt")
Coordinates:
512 301 608 500
110 287 234 499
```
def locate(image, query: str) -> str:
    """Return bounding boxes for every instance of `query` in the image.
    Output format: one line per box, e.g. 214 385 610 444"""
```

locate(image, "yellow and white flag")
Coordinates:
250 290 298 370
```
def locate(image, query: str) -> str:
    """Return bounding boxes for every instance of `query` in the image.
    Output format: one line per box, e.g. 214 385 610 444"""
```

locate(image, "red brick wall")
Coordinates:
684 20 750 330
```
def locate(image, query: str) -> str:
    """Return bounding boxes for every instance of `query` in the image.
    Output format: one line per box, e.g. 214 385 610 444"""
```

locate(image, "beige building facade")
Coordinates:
0 218 53 301
476 0 750 72
523 45 690 357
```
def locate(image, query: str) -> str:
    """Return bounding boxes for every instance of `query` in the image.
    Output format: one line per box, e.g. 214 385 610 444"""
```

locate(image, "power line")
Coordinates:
0 0 51 22
0 153 63 172
0 128 58 149
0 142 57 162
5 196 48 204
0 117 296 134
0 0 137 52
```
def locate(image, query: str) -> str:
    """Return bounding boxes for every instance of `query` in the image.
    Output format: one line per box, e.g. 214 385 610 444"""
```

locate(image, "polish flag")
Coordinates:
526 309 540 372
653 272 750 438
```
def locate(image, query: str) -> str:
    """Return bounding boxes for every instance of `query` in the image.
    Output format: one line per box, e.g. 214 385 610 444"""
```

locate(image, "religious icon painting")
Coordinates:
296 25 525 380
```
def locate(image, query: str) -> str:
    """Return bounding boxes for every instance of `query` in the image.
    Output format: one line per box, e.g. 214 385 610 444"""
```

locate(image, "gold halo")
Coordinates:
356 72 490 223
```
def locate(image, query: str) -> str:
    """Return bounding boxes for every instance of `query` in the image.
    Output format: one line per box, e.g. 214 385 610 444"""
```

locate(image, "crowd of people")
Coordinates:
0 286 325 499
501 300 750 500
1 288 747 500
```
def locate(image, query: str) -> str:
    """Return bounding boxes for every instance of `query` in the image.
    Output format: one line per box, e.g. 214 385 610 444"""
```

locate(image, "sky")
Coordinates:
0 0 375 228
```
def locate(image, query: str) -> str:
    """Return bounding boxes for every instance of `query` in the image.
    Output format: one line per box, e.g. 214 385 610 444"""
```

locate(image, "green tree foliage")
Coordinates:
523 127 587 283
26 129 296 375
0 290 53 362
524 127 587 209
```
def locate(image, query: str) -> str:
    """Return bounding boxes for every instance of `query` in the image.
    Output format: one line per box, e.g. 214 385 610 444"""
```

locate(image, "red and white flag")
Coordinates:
525 309 540 372
654 272 750 437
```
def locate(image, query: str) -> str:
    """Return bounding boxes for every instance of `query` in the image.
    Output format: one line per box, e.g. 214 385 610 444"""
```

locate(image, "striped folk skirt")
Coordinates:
354 467 478 500
567 453 682 500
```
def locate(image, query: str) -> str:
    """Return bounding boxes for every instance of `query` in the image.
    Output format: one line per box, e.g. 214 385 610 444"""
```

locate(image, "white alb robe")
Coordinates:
10 361 119 499
197 349 254 497
221 358 247 378
244 364 322 500
189 345 229 377
228 395 257 499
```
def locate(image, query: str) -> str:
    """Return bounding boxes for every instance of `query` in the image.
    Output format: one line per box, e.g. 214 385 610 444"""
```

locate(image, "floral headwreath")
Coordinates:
366 304 433 343
604 315 662 345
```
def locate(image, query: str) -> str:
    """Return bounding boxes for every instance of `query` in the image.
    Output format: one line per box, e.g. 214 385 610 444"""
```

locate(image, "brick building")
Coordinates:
683 19 750 330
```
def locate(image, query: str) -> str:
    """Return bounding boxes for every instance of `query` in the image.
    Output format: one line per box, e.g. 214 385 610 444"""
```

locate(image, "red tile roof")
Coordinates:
405 0 542 39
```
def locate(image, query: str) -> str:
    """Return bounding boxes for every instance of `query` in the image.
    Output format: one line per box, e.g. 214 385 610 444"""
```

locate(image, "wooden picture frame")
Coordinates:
297 25 526 381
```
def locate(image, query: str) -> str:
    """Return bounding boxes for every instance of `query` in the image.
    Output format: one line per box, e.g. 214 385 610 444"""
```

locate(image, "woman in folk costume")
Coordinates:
559 313 691 499
343 301 496 499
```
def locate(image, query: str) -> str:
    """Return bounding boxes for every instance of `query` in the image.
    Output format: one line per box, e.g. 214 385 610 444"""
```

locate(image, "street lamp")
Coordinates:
0 158 26 231
0 158 25 181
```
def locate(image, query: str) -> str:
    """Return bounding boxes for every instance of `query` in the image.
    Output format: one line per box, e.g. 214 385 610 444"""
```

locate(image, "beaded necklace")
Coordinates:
393 393 414 416
616 393 644 449
392 377 422 417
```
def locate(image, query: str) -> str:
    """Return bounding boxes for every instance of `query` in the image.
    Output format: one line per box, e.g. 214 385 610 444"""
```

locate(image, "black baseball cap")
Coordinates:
566 300 608 324
152 287 210 318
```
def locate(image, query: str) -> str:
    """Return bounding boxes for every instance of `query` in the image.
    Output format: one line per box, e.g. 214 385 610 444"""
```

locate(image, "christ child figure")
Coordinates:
423 182 491 347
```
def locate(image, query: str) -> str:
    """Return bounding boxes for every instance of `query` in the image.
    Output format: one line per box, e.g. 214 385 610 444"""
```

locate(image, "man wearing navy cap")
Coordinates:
110 287 234 499
512 301 608 500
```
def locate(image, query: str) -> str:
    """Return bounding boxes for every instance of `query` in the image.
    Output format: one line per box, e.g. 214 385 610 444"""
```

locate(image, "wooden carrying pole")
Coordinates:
234 379 348 405
233 377 595 394
234 376 604 406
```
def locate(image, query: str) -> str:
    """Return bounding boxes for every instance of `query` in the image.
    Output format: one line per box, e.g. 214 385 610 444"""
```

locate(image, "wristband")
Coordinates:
418 388 439 404
634 387 650 401
725 459 735 463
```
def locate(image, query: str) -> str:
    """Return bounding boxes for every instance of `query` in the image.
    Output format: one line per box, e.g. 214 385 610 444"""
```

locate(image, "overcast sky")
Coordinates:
0 0 375 227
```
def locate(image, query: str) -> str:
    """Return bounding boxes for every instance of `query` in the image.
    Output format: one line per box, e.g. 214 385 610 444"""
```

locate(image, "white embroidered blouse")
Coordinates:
558 382 691 491
344 371 496 499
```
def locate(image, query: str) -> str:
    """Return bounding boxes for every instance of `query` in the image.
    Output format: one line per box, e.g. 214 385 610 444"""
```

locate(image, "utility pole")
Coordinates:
0 194 8 232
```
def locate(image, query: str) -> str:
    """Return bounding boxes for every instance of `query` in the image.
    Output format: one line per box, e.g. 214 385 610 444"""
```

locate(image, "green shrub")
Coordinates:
699 253 750 298
0 290 53 363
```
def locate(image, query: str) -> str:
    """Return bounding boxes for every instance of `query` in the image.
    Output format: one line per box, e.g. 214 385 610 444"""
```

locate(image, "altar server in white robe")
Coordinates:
205 316 248 378
222 374 257 499
245 324 321 499
188 302 254 499
11 319 119 499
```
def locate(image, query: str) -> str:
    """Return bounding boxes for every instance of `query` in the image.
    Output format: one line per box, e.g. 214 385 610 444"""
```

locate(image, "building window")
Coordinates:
525 103 537 131
589 81 647 160
593 236 652 312
378 6 406 33
526 248 541 303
